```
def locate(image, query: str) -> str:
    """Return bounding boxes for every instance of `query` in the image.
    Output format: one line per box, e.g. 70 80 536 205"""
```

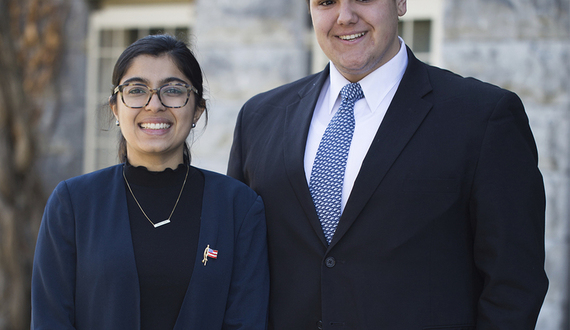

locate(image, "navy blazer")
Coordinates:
228 48 547 329
32 164 269 329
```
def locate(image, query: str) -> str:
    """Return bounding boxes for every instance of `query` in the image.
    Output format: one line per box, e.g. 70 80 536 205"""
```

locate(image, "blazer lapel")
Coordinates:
283 67 331 246
97 165 141 326
329 49 434 248
174 173 220 329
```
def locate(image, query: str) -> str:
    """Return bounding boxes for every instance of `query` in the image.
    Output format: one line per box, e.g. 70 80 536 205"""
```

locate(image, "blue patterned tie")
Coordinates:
310 83 364 244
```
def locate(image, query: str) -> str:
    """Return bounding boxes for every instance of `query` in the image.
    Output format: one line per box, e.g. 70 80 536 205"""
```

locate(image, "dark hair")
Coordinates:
109 34 207 163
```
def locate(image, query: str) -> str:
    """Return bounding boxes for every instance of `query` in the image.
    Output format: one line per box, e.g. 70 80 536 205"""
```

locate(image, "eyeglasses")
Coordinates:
113 82 198 109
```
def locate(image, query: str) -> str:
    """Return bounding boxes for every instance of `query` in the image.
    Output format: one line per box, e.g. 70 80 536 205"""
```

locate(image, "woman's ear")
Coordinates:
110 97 121 126
193 98 206 123
110 97 119 118
193 105 205 124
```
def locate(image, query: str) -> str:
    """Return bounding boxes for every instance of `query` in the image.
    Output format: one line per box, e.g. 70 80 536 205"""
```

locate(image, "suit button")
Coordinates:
325 256 336 268
317 320 323 329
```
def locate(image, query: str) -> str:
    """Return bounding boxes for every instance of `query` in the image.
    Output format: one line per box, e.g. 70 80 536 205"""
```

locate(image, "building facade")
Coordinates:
42 0 569 328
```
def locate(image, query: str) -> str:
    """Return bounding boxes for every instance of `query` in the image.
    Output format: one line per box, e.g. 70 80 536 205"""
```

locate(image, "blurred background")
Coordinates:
0 0 567 328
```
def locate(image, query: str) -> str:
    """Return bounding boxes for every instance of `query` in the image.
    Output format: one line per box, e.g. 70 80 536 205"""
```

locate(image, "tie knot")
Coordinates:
340 83 364 103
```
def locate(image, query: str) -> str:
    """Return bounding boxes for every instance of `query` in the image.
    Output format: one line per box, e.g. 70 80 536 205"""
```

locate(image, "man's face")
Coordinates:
310 0 407 82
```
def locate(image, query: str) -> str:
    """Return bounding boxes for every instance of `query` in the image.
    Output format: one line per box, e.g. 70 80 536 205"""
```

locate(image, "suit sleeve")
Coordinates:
31 181 77 329
223 195 269 329
471 91 548 328
227 104 247 183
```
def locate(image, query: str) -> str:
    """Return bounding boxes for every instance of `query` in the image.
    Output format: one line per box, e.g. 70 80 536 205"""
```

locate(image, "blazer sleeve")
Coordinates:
31 181 77 329
471 91 548 328
223 195 269 330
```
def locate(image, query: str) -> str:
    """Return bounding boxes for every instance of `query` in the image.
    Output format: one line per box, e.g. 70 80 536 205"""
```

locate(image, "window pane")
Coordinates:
413 20 431 53
98 57 114 93
100 29 113 48
175 28 189 43
126 29 139 45
149 27 164 36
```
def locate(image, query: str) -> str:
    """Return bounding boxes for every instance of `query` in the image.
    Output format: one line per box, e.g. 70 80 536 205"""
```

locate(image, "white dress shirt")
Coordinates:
304 38 409 212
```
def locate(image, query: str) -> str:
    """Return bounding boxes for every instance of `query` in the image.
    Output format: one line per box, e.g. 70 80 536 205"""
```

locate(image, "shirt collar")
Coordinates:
326 37 409 114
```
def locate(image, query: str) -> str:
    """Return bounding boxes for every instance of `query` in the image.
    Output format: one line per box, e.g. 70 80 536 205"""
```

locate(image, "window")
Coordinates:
398 19 432 63
84 4 195 173
399 0 443 66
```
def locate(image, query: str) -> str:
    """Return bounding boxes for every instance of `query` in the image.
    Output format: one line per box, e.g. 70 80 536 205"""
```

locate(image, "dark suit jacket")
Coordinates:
228 49 548 330
32 165 269 330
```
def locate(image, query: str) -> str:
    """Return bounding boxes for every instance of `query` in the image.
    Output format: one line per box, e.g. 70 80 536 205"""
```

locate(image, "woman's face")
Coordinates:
111 54 204 169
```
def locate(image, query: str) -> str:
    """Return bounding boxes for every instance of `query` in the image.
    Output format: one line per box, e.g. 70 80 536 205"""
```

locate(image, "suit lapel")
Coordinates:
329 49 434 248
283 67 331 246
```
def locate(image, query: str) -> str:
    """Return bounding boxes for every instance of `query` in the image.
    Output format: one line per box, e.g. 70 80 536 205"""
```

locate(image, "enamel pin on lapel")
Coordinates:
202 244 218 266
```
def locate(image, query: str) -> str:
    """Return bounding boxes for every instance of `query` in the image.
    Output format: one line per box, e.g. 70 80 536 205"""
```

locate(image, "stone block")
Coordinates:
445 0 569 40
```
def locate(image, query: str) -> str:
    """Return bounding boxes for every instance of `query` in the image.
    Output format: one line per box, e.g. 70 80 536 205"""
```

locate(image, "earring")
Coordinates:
191 123 196 128
116 120 120 126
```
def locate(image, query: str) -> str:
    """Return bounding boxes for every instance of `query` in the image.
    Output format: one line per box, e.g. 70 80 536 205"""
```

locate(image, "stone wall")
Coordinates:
442 0 570 329
192 0 311 173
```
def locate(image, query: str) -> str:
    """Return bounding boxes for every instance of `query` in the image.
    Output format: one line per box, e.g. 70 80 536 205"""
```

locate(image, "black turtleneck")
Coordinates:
123 163 203 330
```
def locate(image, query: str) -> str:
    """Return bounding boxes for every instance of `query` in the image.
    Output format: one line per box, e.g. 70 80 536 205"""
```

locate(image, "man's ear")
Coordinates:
397 0 407 17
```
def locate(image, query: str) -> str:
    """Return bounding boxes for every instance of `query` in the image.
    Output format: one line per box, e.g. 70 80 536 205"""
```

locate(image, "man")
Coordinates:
228 0 548 329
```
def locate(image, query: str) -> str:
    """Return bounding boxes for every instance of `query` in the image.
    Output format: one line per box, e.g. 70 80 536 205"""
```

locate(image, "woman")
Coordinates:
31 34 269 329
